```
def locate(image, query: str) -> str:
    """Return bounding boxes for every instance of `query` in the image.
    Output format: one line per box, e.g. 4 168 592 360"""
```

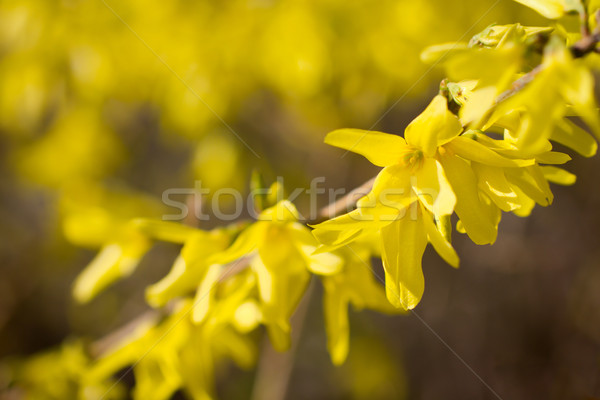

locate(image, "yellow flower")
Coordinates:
326 95 461 219
142 220 232 308
209 200 342 351
71 217 221 305
84 300 256 400
458 131 575 218
461 37 599 157
313 95 540 310
313 96 463 309
321 238 404 365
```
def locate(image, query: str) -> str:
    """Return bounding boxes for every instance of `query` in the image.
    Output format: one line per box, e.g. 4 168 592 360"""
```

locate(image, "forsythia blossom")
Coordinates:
312 93 575 310
208 200 344 351
19 4 600 399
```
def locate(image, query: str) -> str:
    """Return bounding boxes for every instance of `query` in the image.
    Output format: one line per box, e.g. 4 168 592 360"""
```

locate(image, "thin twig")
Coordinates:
183 191 204 228
496 29 600 104
494 64 544 104
580 2 590 37
90 311 161 357
318 177 375 221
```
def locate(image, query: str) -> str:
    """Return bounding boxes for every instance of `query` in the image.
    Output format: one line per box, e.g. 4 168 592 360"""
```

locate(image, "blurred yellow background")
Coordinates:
5 1 600 399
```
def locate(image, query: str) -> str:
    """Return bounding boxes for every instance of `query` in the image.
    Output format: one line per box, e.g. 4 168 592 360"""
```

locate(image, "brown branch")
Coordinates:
90 310 161 357
317 177 375 221
219 257 251 281
580 2 590 37
494 64 544 104
571 31 600 57
496 26 600 104
184 191 204 228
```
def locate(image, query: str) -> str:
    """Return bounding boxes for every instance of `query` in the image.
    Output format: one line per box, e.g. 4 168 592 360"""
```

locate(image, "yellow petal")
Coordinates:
535 151 571 165
145 255 187 307
251 256 274 305
233 301 263 333
541 166 576 186
459 86 497 127
421 207 459 268
472 163 520 212
310 208 373 232
513 0 568 19
420 43 470 65
73 239 150 303
413 158 456 217
381 216 428 310
191 264 223 324
312 228 364 252
436 214 453 243
505 165 553 206
146 230 228 307
511 186 536 217
456 220 466 234
322 281 350 365
439 153 498 244
551 118 597 158
447 136 535 167
405 95 463 156
61 209 119 248
130 218 197 244
215 327 258 370
324 129 407 167
359 164 414 219
560 61 600 138
288 222 318 244
208 222 264 265
311 209 378 252
301 245 343 275
259 200 300 222
253 243 310 352
506 68 564 155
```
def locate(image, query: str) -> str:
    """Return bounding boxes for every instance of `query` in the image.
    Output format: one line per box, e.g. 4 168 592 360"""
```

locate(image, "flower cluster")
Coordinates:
9 1 600 399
